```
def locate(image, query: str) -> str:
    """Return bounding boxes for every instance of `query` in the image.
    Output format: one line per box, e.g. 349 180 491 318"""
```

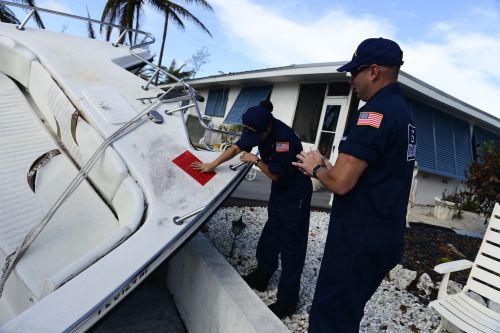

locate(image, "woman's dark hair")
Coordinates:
259 100 274 112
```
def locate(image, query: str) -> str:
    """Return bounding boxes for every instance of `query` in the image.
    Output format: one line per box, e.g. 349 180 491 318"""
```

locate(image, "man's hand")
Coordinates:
292 150 325 177
192 161 216 173
309 149 333 169
239 151 259 164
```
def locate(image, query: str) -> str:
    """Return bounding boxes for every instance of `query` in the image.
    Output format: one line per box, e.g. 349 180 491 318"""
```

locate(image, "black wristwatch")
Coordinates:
312 164 323 178
253 158 261 166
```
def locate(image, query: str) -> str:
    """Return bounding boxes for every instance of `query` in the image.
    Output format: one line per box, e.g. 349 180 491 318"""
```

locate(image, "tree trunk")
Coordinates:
134 6 139 45
157 10 170 69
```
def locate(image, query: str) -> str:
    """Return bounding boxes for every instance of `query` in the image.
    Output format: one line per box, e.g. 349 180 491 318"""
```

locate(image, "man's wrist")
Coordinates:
254 158 261 166
312 164 323 178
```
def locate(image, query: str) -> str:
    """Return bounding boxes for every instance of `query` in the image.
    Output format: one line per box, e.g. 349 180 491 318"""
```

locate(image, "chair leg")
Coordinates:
435 317 457 333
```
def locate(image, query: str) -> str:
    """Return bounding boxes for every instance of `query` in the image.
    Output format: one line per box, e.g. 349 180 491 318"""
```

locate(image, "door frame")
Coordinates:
314 97 348 161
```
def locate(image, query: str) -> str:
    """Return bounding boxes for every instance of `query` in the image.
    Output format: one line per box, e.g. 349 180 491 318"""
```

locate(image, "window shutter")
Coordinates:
205 88 228 117
410 98 473 179
224 86 272 124
453 119 472 179
434 112 456 176
412 102 436 171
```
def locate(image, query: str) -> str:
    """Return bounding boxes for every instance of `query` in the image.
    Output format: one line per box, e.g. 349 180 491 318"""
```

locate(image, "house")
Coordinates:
183 62 500 205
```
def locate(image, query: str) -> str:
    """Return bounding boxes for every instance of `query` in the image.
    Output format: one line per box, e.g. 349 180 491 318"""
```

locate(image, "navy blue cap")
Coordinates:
337 37 403 73
238 106 273 148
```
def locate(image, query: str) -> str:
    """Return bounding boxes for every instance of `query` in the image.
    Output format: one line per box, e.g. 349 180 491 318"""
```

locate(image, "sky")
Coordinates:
7 0 500 119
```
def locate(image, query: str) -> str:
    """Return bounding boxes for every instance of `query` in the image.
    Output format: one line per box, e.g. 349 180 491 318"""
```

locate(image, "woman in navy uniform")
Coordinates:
294 38 416 332
193 104 312 318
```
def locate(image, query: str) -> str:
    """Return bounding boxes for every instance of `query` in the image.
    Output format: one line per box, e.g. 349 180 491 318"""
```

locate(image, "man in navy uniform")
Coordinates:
293 38 416 332
193 103 312 318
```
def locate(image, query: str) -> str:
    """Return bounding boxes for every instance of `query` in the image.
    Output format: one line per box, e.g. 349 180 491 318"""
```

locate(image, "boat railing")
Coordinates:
0 1 241 142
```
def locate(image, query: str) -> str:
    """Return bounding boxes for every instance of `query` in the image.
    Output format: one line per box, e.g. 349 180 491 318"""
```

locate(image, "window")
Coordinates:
292 84 327 143
224 86 272 124
205 87 229 117
327 82 350 96
317 105 341 158
411 99 473 179
473 126 500 159
473 127 499 147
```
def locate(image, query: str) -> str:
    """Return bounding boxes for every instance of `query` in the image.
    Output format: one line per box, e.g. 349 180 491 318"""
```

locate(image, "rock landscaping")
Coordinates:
204 206 485 333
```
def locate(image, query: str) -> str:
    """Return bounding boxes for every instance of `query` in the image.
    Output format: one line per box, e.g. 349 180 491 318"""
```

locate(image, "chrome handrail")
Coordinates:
173 206 206 225
0 1 154 43
0 1 241 139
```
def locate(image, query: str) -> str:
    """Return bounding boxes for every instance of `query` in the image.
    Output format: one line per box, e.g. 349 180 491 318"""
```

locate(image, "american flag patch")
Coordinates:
357 112 383 128
276 142 289 152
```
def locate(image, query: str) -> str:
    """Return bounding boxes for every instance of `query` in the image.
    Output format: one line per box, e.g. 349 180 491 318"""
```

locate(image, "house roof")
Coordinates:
187 62 500 134
188 62 347 86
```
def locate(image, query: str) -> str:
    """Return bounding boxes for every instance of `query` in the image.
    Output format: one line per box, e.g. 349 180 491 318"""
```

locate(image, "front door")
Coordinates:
315 98 348 160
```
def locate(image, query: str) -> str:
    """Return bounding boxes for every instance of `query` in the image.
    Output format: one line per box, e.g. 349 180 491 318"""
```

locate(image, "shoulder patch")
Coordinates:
275 142 289 152
357 112 383 128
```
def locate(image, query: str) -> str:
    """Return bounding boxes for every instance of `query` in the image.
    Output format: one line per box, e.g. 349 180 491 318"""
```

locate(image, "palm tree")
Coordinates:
154 0 213 70
0 0 45 28
100 0 139 45
101 0 213 68
139 58 194 84
163 58 194 82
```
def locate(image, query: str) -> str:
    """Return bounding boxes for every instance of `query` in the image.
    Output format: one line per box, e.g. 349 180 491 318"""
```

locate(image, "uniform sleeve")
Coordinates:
339 113 390 163
235 139 252 153
267 140 296 177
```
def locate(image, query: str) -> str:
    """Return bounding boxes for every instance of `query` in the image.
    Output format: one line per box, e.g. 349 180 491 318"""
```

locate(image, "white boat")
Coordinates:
0 2 249 331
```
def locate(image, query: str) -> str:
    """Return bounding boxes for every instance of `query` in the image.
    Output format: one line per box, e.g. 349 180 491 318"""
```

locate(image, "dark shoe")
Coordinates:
268 302 296 319
242 268 269 292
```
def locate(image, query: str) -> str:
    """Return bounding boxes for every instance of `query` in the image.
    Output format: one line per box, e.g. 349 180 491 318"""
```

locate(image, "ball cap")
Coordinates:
337 37 404 73
238 106 273 148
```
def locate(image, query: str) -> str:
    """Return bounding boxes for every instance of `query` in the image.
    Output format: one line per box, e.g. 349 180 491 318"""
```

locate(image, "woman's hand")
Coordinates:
192 161 216 173
239 151 258 164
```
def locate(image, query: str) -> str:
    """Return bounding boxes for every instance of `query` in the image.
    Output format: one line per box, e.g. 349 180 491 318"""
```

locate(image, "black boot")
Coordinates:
242 268 269 292
268 302 296 319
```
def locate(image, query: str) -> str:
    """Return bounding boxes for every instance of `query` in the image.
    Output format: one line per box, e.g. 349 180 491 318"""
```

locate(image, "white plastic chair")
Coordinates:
429 203 500 333
245 167 257 181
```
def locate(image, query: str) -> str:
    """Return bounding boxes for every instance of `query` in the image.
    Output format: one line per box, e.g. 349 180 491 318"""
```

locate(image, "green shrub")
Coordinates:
461 140 500 222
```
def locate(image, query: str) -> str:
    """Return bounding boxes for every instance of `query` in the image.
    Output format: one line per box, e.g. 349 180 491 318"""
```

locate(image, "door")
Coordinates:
315 98 348 160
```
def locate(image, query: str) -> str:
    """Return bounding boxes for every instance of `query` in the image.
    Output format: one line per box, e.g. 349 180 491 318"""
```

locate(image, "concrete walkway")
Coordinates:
230 171 487 237
408 204 487 237
228 171 331 209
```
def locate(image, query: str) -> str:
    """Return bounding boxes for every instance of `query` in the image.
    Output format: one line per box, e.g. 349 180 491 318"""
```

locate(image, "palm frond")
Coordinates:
167 9 186 31
86 5 96 39
167 2 212 37
23 0 45 28
100 0 122 39
0 4 21 24
122 1 138 44
181 0 213 12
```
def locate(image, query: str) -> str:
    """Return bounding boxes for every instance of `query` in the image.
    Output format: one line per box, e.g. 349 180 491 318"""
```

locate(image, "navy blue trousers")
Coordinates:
308 217 404 333
256 190 311 305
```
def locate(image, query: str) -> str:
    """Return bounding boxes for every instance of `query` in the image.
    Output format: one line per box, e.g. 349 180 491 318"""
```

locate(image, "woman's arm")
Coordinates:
192 145 242 173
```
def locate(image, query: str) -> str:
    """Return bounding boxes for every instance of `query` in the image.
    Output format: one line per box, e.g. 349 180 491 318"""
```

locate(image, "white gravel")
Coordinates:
204 206 442 333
